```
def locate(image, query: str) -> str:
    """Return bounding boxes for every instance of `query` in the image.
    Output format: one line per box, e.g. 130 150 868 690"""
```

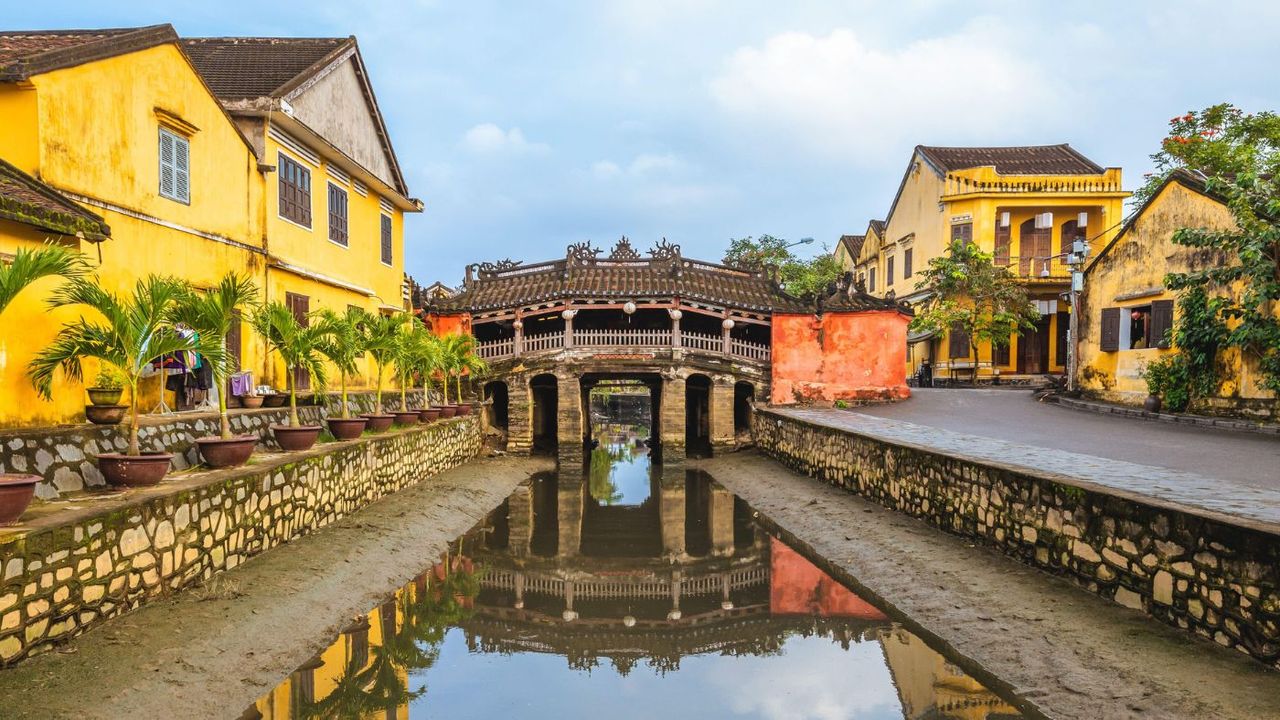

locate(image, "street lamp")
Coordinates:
784 237 815 250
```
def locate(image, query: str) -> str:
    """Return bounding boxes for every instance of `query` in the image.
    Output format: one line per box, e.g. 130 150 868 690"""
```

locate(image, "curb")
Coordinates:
1057 397 1280 437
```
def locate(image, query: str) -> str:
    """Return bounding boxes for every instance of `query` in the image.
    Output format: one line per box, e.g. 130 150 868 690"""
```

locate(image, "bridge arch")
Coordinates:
483 380 509 448
734 380 755 438
530 373 559 454
685 373 712 458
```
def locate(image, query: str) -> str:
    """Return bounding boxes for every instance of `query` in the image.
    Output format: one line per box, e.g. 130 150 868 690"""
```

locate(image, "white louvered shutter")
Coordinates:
159 129 176 199
173 134 190 203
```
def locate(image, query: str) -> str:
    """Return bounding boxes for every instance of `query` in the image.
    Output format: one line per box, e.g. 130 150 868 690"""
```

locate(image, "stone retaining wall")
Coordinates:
0 415 480 666
751 408 1280 669
0 390 429 498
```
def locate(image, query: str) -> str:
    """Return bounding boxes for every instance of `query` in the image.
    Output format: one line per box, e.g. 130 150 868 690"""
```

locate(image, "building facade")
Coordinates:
852 145 1128 381
0 25 419 427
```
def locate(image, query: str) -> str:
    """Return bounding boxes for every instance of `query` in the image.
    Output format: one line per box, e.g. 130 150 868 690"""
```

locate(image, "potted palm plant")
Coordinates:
443 334 486 416
0 245 86 520
249 302 330 451
30 275 197 487
390 321 424 425
175 273 259 468
85 366 125 406
360 311 401 431
317 307 370 439
416 331 444 423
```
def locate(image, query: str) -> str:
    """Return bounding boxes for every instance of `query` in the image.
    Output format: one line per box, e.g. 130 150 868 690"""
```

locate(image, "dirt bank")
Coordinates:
0 455 551 720
698 452 1280 720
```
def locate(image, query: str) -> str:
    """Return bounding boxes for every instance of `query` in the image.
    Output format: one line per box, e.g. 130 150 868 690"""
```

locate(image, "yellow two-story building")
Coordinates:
0 24 420 427
852 145 1128 382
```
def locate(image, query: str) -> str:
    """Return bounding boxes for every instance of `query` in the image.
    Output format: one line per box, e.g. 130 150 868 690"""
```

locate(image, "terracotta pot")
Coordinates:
238 395 265 409
392 411 421 426
195 435 257 468
0 474 38 525
455 402 473 416
361 414 395 433
97 452 173 487
1144 394 1163 413
86 387 123 406
327 417 368 440
419 408 442 423
263 393 288 408
84 404 127 425
272 425 322 451
438 405 458 419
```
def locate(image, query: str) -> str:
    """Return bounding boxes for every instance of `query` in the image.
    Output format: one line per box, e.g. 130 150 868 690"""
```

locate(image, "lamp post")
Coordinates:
1063 239 1089 394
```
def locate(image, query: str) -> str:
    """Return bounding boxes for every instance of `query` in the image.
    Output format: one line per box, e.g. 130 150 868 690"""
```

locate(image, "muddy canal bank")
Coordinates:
697 452 1280 720
0 455 551 720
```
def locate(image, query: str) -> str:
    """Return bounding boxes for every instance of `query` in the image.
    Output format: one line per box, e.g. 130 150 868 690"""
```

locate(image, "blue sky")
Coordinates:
10 1 1280 286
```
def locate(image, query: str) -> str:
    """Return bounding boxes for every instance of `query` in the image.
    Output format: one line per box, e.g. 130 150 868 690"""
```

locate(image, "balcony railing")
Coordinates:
998 256 1071 281
475 327 771 363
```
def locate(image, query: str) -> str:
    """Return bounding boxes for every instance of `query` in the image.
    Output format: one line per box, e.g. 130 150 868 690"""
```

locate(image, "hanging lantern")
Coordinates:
667 308 682 321
722 318 736 330
623 301 637 315
622 615 637 628
1130 310 1143 320
512 319 523 331
561 309 577 320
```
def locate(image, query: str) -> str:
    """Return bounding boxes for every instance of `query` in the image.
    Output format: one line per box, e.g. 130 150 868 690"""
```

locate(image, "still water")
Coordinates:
243 427 1028 719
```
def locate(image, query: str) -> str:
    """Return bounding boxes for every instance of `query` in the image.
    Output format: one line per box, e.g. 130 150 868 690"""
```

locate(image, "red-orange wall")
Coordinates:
770 309 910 404
423 312 471 337
769 537 886 619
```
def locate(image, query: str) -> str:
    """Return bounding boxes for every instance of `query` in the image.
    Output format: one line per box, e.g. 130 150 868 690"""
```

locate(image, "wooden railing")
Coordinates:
474 328 771 363
480 565 768 599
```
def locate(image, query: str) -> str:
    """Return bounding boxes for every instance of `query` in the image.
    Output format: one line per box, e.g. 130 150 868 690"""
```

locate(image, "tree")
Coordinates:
173 273 258 439
1138 104 1280 394
249 302 330 427
440 333 486 403
393 322 425 412
722 235 841 299
361 311 404 412
909 240 1038 371
316 307 370 419
0 245 86 315
29 276 204 456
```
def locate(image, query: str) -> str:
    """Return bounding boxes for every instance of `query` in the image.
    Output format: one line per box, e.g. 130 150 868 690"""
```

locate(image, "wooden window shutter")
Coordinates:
1060 219 1081 256
903 248 913 278
159 129 176 200
994 216 1011 266
949 323 970 358
1100 307 1121 352
952 223 973 247
173 134 190 203
994 337 1011 366
380 215 393 265
1150 299 1174 349
886 256 895 286
1055 311 1070 365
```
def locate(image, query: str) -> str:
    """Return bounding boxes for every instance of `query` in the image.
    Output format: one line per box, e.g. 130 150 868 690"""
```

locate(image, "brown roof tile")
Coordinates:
180 37 350 99
916 144 1104 175
867 219 886 237
0 25 175 81
0 158 109 240
838 234 865 259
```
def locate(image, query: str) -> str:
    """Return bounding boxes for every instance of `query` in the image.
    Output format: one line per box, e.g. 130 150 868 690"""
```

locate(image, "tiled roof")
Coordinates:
838 234 865 259
0 25 175 81
867 219 886 237
180 37 350 99
0 158 109 240
428 239 906 316
821 289 912 314
916 144 1104 175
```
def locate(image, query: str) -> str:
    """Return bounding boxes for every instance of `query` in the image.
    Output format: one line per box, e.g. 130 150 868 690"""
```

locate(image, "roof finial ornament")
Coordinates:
566 241 601 266
649 237 681 262
609 236 641 260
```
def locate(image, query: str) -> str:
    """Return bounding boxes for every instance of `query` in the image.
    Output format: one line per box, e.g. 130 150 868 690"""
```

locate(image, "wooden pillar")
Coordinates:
659 467 686 560
709 484 735 557
721 317 734 356
710 374 735 453
563 309 576 349
556 370 584 465
506 372 532 453
557 474 583 558
668 569 683 621
670 308 682 348
513 314 524 357
660 373 686 463
507 483 533 558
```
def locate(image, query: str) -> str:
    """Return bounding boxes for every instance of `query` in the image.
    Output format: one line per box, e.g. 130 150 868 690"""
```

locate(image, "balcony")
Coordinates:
998 255 1072 283
475 327 771 363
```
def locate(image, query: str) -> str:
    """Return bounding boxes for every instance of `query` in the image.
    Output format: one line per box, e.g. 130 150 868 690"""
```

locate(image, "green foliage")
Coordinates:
316 306 371 418
361 311 405 410
173 273 259 438
249 302 331 426
29 275 200 455
1141 288 1228 413
1140 103 1280 393
908 240 1038 365
723 235 840 299
91 366 125 390
440 333 487 404
0 244 86 316
1141 355 1191 412
392 321 427 410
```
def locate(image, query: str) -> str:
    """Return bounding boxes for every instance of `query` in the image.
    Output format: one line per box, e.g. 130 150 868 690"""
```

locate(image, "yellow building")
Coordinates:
832 233 864 273
1078 170 1277 419
0 25 420 427
855 145 1128 381
850 219 884 291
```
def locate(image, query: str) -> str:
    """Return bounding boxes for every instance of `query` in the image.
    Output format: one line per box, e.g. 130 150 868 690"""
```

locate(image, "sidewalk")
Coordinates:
1057 395 1280 436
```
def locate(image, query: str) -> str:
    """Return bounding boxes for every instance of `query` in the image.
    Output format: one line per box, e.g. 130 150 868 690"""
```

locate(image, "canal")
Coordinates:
242 426 1032 719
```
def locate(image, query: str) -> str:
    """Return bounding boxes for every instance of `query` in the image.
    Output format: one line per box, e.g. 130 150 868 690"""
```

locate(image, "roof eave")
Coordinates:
0 24 177 81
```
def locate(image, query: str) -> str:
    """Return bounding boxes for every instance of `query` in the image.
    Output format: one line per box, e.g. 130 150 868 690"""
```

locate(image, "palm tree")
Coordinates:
416 331 446 406
173 273 258 439
361 311 403 413
393 322 425 411
0 244 86 316
441 333 487 403
248 302 330 428
316 306 369 419
29 275 202 456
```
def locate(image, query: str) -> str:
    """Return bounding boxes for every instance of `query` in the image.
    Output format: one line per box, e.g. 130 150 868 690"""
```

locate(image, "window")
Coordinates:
886 256 895 286
951 222 972 247
278 153 312 227
994 214 1011 266
328 183 349 246
903 248 913 278
869 267 877 293
158 128 190 204
948 323 970 359
380 214 393 265
1100 300 1173 352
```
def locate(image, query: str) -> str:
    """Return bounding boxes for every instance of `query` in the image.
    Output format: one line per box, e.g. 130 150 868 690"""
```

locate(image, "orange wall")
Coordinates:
769 537 886 619
424 312 470 337
770 310 910 404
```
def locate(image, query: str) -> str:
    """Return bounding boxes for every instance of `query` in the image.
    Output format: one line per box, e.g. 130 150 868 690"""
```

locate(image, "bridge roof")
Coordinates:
428 238 900 315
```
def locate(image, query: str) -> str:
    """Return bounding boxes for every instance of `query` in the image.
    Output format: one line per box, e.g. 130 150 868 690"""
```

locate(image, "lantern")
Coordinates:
512 319 523 331
623 301 637 315
622 615 637 628
561 309 577 320
722 318 735 330
667 308 682 321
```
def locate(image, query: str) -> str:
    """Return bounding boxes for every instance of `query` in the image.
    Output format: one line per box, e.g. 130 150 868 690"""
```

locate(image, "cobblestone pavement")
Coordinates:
779 394 1280 529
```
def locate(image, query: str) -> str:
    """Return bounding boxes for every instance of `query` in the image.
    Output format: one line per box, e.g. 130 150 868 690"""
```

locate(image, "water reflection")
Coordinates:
245 430 1026 719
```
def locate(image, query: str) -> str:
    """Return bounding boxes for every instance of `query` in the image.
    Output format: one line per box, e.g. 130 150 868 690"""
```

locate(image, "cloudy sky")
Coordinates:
10 1 1280 285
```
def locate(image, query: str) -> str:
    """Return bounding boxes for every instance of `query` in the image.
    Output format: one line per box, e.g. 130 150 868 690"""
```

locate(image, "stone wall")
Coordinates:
0 415 479 666
751 408 1280 670
1 390 427 499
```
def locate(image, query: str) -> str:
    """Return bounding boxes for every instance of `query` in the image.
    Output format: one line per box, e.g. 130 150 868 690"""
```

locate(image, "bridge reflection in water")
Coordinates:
243 431 1026 719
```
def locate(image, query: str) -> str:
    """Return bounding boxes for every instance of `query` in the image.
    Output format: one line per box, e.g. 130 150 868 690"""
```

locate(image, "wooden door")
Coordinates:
1018 316 1052 374
1019 219 1051 277
225 308 242 400
285 292 311 391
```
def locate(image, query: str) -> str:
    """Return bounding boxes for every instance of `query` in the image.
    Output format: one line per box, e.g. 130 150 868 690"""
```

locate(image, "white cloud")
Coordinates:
591 153 687 180
461 123 549 154
709 23 1062 165
591 160 623 179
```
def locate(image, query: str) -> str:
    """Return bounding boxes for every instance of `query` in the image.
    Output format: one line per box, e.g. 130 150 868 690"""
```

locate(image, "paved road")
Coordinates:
853 388 1280 492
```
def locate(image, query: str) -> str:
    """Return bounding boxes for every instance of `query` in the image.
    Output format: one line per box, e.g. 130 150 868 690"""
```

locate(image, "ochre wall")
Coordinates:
769 537 886 619
770 310 910 404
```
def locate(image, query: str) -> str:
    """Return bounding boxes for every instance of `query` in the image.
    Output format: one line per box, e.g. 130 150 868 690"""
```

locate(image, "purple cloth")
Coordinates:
230 372 254 396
